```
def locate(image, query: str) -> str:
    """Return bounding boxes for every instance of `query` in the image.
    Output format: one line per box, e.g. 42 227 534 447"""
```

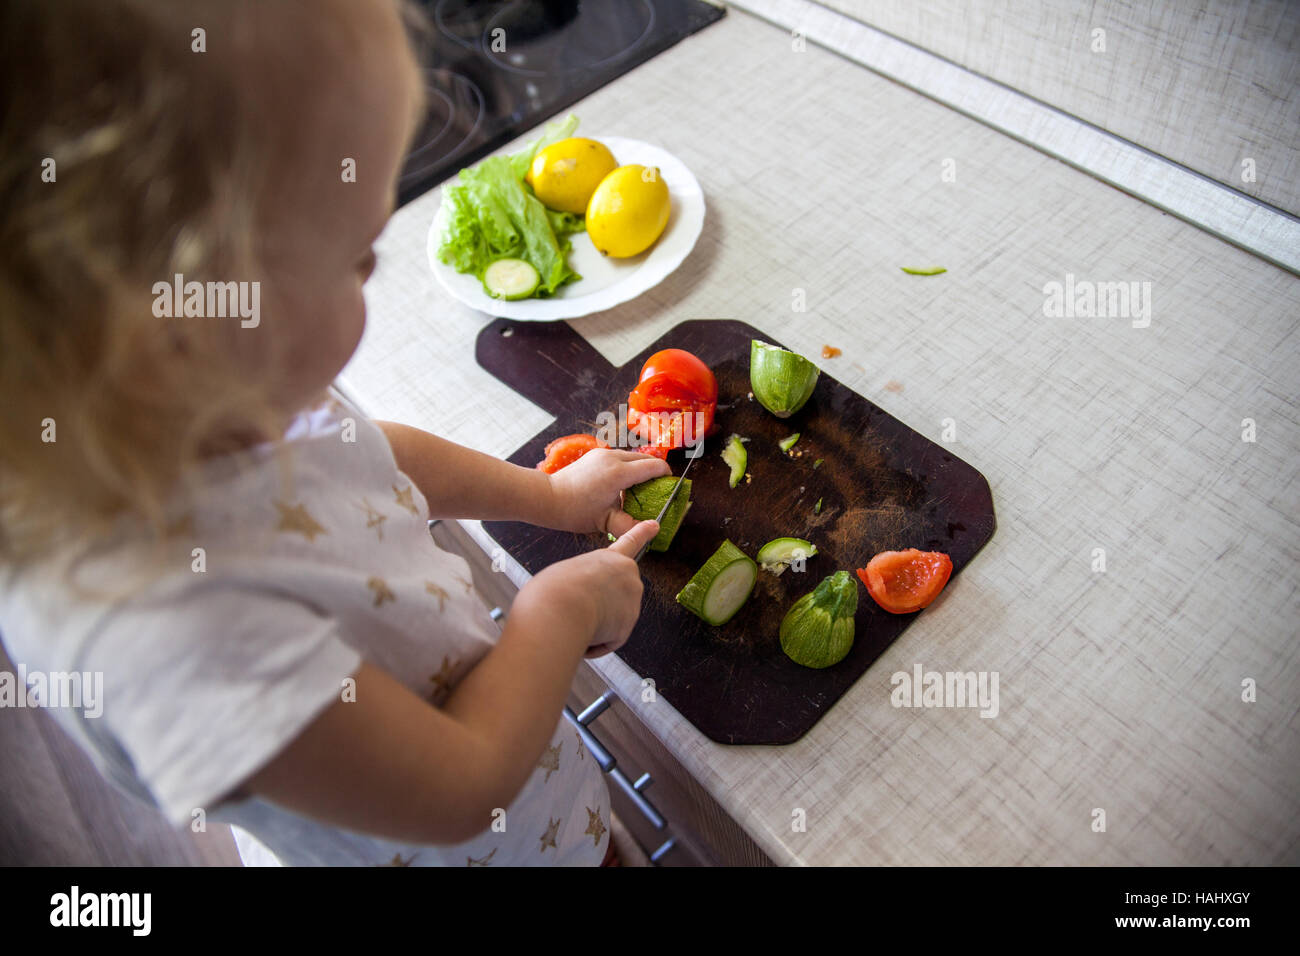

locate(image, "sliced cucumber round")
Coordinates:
676 539 757 626
482 258 541 300
756 537 817 575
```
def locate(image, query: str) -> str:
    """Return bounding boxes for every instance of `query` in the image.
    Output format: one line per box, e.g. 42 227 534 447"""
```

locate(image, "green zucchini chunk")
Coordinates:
622 475 692 552
779 570 858 668
676 539 757 626
721 434 748 488
756 537 817 576
750 340 819 418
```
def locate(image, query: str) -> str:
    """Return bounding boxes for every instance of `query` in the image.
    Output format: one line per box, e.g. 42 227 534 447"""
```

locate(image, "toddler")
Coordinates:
0 0 668 865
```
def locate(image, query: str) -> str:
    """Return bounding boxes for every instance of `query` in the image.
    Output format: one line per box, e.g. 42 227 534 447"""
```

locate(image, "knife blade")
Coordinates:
632 440 702 562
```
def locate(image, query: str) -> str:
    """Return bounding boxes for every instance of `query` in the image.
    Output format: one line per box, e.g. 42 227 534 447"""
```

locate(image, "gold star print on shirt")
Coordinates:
356 498 387 540
427 656 457 702
466 847 497 867
575 731 586 761
424 580 449 612
393 483 419 515
584 806 607 847
367 576 396 607
375 852 416 867
274 500 327 541
537 742 562 783
539 818 560 854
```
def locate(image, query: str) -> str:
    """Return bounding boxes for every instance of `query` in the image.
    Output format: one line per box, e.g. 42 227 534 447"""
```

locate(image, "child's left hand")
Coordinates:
545 448 672 536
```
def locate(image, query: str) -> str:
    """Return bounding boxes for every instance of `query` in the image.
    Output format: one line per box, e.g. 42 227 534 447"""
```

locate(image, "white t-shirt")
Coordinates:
0 397 609 866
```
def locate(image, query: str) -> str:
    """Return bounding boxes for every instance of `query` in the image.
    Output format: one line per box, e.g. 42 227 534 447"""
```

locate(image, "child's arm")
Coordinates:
239 519 659 845
376 421 670 535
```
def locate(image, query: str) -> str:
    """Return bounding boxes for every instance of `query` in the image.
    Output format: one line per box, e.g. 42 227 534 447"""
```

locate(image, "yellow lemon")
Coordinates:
526 137 618 215
585 165 671 258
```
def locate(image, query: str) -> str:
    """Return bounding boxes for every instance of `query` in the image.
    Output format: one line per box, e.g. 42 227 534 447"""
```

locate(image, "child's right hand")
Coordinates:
519 518 660 658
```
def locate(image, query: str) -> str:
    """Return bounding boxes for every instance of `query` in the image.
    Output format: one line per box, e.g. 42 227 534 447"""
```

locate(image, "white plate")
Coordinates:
426 136 705 320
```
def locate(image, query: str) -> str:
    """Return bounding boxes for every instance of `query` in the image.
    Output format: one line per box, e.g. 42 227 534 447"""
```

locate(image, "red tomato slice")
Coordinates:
634 444 670 460
626 404 714 451
856 549 953 614
535 433 607 474
637 349 717 404
629 373 705 412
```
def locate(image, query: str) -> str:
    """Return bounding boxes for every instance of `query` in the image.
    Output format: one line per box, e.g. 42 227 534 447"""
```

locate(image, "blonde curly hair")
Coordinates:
0 0 420 568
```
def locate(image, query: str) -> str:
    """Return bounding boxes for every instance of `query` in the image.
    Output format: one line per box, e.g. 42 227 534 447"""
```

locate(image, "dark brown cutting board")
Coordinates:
477 318 995 744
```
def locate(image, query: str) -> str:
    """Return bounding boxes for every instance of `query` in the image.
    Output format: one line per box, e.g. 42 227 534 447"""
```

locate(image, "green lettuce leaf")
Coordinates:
545 207 585 237
437 114 584 296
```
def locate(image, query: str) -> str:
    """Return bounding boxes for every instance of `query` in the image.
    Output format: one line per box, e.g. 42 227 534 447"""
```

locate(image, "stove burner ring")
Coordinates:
433 0 656 77
489 0 655 77
432 0 488 53
401 69 485 184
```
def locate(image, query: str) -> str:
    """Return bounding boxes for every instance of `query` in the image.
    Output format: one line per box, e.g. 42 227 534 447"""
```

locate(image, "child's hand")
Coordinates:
545 448 672 535
521 518 661 658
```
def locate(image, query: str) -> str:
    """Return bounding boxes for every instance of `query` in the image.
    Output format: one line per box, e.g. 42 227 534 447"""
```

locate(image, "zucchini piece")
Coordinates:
779 570 858 668
621 476 692 552
779 432 800 453
756 537 817 576
721 434 748 488
813 457 824 469
814 496 823 514
750 340 820 418
676 539 757 626
483 258 541 300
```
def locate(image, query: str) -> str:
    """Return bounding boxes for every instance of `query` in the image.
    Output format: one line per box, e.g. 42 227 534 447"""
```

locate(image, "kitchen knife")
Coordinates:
631 440 701 562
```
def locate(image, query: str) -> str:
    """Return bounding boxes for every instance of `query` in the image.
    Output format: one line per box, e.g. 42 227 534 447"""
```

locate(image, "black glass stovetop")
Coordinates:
399 0 725 206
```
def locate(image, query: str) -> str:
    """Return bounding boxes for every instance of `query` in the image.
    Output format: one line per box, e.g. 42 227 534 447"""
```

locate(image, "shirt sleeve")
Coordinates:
80 582 363 828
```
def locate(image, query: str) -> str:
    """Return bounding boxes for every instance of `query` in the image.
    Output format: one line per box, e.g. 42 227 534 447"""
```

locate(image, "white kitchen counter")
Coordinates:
341 6 1300 865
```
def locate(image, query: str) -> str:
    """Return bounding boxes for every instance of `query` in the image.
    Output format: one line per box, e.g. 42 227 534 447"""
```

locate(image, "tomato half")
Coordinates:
637 349 717 404
626 349 717 453
535 433 608 474
856 549 953 614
